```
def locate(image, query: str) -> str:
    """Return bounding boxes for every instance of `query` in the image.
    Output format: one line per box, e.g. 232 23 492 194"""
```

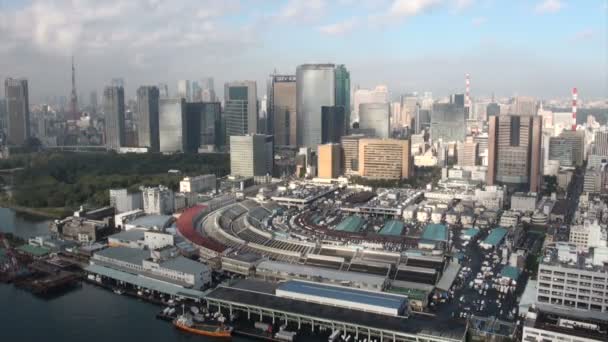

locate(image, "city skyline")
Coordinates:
0 0 605 102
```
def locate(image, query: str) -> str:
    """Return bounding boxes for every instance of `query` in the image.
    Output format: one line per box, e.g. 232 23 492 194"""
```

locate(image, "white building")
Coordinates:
510 192 538 212
144 231 174 250
569 220 607 252
109 189 143 214
352 85 388 123
142 186 175 215
179 174 216 193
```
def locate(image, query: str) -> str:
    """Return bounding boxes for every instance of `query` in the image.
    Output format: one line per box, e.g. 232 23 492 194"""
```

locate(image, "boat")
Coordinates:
173 313 232 339
113 289 124 295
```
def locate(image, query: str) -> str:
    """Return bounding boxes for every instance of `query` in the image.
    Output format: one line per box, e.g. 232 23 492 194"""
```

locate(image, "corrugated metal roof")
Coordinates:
379 220 405 236
84 264 206 299
483 227 508 246
108 229 145 242
421 224 448 241
335 216 363 233
160 256 210 274
436 262 461 291
94 246 149 265
277 280 407 310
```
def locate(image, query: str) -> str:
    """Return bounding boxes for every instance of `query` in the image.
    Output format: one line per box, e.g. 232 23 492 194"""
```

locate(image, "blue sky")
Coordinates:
0 0 605 102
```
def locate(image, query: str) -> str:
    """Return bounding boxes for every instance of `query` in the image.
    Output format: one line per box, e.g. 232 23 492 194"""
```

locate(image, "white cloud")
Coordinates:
535 0 563 14
454 0 474 10
318 18 359 35
471 16 487 26
276 0 327 22
388 0 443 18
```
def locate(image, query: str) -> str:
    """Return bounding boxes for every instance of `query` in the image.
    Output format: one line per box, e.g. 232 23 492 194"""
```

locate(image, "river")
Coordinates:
0 208 250 342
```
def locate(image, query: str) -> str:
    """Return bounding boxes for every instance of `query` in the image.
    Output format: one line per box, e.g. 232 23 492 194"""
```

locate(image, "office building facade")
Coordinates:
4 78 30 146
318 143 341 179
358 103 390 139
103 85 125 150
136 86 160 152
341 134 366 176
183 102 222 152
177 80 191 102
296 64 335 148
353 85 389 124
334 65 350 132
487 115 542 192
158 98 187 153
268 75 297 146
142 186 175 215
225 81 258 140
358 138 412 180
430 102 466 143
321 106 345 144
230 134 273 178
200 77 216 102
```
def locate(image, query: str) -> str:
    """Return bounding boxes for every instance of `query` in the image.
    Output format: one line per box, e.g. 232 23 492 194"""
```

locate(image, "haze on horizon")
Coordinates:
0 0 605 103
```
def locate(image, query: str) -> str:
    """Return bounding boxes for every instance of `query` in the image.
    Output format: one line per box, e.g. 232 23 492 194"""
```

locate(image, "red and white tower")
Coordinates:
571 87 577 131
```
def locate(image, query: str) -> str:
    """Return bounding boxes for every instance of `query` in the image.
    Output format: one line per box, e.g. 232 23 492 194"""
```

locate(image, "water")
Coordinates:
0 208 251 342
0 207 52 239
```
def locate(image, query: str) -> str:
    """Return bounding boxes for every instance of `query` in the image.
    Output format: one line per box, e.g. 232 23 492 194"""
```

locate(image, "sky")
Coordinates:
0 0 606 103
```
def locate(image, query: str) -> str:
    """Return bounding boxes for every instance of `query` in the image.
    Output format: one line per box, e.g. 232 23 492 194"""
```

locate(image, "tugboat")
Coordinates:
172 305 232 339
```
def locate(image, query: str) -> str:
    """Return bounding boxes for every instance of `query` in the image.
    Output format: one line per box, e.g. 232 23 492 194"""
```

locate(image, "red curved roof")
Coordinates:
176 205 226 253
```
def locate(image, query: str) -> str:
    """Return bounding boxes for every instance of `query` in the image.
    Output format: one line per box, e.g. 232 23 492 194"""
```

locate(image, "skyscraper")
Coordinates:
430 102 466 143
158 83 170 98
268 74 296 146
358 103 390 139
158 98 186 153
89 91 98 115
593 129 608 156
136 86 160 152
103 85 125 150
296 64 336 148
200 77 216 102
353 85 389 123
458 136 478 167
318 143 341 179
400 95 418 128
111 78 124 88
321 106 345 144
341 134 366 176
334 65 350 132
513 96 538 116
224 81 258 141
4 78 30 145
177 80 191 102
487 115 542 192
230 134 273 178
184 102 222 152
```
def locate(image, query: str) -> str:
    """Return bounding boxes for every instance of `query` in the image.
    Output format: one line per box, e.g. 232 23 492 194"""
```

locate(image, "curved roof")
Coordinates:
176 205 226 253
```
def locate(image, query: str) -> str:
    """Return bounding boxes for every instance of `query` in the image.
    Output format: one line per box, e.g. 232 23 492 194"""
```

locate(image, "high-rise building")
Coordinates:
341 134 366 176
103 85 125 150
334 65 350 132
486 102 500 117
594 129 608 156
549 130 584 167
200 77 216 102
321 106 345 144
111 78 124 88
68 56 79 121
158 83 170 99
0 98 7 135
177 80 191 102
358 103 390 139
4 78 30 146
353 85 388 123
191 81 202 102
109 188 143 214
225 81 258 141
415 109 431 134
230 134 273 178
318 143 341 179
400 95 419 128
136 86 160 152
459 137 478 167
158 98 186 153
487 115 542 192
358 138 412 180
142 185 174 215
513 96 537 116
430 102 466 143
268 74 296 146
450 94 465 109
89 91 98 115
296 64 336 148
184 102 222 152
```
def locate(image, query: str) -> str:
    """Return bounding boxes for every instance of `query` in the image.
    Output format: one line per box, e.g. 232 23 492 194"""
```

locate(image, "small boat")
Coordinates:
173 314 232 339
113 289 124 295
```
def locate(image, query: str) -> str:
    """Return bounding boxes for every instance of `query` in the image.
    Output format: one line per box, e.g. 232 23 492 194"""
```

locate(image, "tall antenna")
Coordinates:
70 55 78 120
571 87 577 131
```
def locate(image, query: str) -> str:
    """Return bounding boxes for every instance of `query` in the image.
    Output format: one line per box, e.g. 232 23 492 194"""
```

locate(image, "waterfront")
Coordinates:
0 208 250 342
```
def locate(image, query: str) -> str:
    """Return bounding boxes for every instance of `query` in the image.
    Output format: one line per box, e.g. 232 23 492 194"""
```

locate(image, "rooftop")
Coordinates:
94 246 149 265
108 229 145 242
256 260 386 287
16 244 51 257
335 215 364 233
379 220 405 236
421 224 448 242
499 265 521 280
482 227 508 247
159 256 209 274
127 215 173 229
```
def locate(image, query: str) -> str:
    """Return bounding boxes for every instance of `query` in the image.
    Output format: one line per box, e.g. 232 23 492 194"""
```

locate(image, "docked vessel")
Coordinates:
173 313 232 339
